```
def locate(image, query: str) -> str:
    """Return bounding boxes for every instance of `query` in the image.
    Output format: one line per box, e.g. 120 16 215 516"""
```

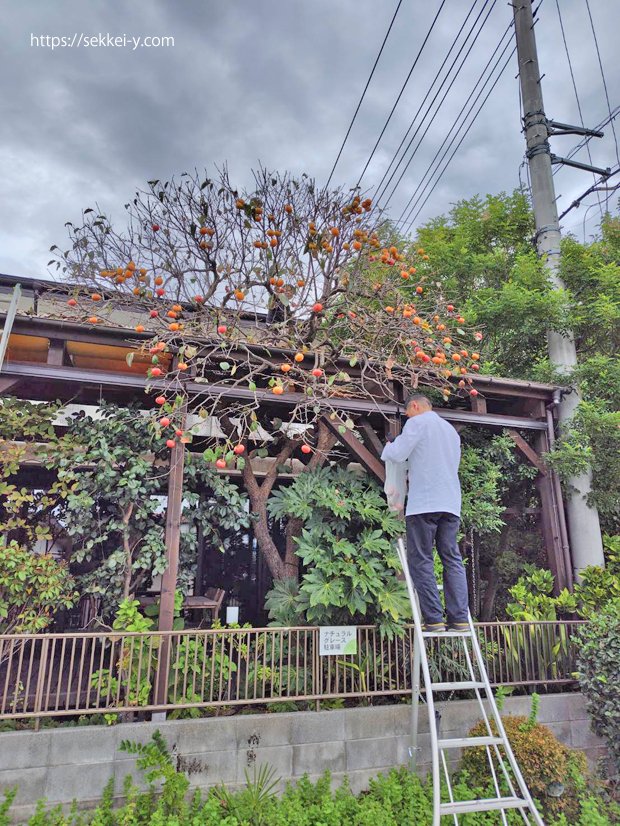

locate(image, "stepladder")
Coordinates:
395 536 545 825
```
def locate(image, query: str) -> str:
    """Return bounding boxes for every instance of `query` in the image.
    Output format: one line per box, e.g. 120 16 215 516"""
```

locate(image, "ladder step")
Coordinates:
441 796 529 815
422 630 472 638
438 735 504 749
431 680 486 692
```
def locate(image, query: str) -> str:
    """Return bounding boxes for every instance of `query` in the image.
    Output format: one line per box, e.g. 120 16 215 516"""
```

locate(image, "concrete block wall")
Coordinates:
0 693 605 822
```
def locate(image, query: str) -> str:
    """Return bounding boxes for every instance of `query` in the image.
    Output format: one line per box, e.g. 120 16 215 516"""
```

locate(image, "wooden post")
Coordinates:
154 427 186 710
470 394 487 414
535 430 571 593
385 416 402 441
506 427 570 593
47 339 65 366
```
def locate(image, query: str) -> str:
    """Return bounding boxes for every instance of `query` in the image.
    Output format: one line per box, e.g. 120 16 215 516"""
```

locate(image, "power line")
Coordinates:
583 0 620 167
553 106 620 176
372 0 486 205
402 41 516 232
325 0 404 189
355 0 448 189
396 26 514 229
558 165 620 221
377 0 497 210
554 0 603 217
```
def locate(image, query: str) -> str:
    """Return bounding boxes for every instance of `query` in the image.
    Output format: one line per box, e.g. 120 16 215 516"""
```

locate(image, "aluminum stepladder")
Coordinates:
395 537 545 825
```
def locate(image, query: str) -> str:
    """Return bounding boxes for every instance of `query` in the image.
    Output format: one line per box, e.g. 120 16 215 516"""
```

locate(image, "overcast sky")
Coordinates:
2 0 618 278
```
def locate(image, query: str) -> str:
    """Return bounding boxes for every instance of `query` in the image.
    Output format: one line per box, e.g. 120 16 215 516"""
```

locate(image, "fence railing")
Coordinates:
0 621 585 722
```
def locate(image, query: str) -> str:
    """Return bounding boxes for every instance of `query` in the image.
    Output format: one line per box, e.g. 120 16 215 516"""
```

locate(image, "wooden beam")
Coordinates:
470 395 487 414
0 362 550 431
321 415 385 482
357 417 384 458
507 429 547 475
47 339 65 366
532 426 570 593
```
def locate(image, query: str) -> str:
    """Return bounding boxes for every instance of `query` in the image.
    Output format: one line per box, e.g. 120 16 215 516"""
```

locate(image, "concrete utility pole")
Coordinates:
513 0 604 574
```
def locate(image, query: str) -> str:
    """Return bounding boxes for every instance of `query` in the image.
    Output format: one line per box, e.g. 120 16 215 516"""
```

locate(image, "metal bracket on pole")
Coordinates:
547 120 604 138
0 283 21 370
550 155 612 177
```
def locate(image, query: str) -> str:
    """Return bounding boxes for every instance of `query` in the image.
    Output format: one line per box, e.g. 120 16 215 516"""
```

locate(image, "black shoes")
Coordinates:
422 621 470 634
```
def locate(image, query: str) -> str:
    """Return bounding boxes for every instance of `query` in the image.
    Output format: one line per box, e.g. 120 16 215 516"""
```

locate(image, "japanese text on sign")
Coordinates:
319 626 357 656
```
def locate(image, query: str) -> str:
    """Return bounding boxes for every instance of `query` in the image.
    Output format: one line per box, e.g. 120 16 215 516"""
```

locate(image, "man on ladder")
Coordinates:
381 393 469 634
381 392 545 824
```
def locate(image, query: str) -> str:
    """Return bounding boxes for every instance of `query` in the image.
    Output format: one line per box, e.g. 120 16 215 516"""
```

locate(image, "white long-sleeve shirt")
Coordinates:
381 410 461 517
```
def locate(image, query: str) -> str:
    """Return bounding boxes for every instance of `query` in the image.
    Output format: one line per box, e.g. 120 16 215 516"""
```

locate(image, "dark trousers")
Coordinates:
405 512 469 625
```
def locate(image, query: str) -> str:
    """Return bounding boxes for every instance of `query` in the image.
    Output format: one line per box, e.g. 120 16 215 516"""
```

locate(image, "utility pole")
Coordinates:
513 0 605 574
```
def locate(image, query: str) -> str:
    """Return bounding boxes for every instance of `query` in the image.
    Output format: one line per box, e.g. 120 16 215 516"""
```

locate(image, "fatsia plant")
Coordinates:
265 467 409 637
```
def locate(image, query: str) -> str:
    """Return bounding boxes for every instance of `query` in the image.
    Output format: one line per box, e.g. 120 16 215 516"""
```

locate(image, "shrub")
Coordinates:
576 598 620 772
265 467 409 638
1 733 617 825
0 541 77 635
460 714 588 820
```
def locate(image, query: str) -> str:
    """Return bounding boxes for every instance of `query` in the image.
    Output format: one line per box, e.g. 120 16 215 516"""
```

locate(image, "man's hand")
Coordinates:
385 434 396 443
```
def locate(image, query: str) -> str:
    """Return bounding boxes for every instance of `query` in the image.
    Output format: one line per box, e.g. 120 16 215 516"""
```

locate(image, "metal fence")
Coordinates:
0 621 585 722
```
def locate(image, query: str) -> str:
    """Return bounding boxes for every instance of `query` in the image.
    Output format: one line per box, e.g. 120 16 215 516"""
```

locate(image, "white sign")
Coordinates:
319 626 357 656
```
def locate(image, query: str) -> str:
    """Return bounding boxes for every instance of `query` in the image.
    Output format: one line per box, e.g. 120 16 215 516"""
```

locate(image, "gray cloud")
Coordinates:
1 0 618 277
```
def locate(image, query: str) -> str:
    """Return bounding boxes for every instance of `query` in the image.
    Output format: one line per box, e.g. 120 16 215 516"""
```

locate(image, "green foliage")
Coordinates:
546 400 620 534
519 692 540 732
576 598 620 773
0 398 75 549
91 599 243 721
462 714 589 820
459 434 526 536
265 468 409 637
506 566 577 621
0 398 250 620
3 741 617 825
508 535 620 620
215 764 279 825
0 541 77 635
411 194 620 546
573 536 620 617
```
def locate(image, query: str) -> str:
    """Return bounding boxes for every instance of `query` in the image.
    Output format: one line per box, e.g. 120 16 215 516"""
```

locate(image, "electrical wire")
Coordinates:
553 107 620 176
584 0 620 168
558 164 620 220
554 0 603 217
402 41 516 232
396 27 514 229
355 0 448 189
377 0 497 210
372 0 486 206
325 0 404 188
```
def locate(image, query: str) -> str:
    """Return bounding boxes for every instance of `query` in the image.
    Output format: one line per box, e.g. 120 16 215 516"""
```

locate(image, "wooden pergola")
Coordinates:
0 274 573 631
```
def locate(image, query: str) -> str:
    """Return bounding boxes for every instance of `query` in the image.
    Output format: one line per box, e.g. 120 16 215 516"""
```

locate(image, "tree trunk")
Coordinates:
242 438 296 581
282 422 338 578
284 517 303 578
121 503 134 600
480 567 500 621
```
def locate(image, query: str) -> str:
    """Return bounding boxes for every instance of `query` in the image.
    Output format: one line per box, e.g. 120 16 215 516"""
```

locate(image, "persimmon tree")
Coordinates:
52 168 484 582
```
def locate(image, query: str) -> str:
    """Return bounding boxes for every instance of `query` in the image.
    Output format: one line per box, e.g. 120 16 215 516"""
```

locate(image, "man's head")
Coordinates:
405 393 432 418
